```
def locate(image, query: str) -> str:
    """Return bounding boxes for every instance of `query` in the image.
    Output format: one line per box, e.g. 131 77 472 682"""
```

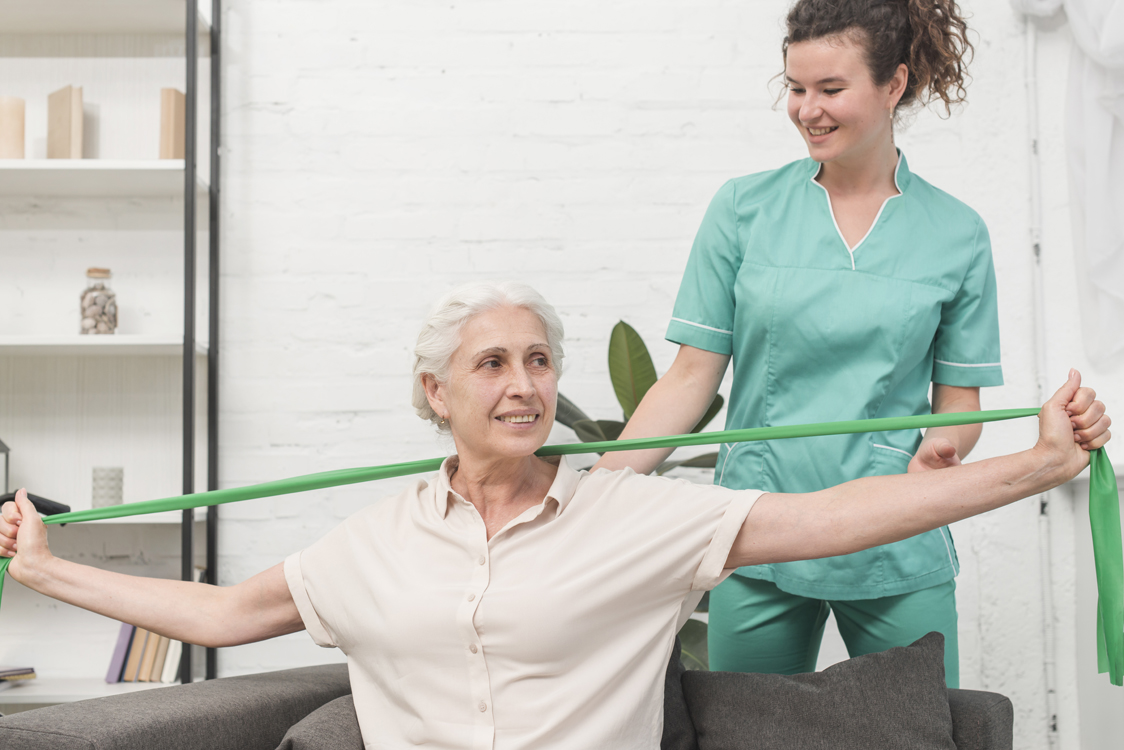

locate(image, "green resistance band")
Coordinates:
1 407 1120 685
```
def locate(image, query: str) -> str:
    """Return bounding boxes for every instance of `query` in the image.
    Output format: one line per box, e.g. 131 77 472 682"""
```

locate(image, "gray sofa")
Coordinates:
0 633 1012 749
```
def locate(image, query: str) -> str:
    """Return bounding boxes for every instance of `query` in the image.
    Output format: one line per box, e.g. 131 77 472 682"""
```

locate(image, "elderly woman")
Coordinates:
0 280 1111 749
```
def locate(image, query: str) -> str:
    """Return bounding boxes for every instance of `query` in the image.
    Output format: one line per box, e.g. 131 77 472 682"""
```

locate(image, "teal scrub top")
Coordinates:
667 153 1003 600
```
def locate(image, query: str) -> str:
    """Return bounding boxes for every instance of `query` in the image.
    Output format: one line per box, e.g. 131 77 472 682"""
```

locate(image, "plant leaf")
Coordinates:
655 452 719 476
678 618 709 671
691 393 725 434
571 419 607 443
555 393 592 429
608 321 658 420
595 420 625 441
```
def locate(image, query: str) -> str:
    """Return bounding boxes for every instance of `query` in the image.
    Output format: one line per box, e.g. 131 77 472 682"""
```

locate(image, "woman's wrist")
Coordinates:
10 548 59 591
1025 443 1081 493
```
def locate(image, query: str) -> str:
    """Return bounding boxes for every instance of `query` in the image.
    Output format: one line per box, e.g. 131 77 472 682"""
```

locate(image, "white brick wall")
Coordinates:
23 1 1102 746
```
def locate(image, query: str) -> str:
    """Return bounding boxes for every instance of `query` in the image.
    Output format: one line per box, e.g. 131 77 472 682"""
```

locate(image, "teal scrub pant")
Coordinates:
708 575 959 688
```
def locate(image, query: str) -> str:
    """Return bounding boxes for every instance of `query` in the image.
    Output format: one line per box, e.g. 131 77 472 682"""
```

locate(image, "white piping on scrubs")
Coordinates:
872 443 914 459
809 152 905 270
934 359 1002 368
670 317 734 335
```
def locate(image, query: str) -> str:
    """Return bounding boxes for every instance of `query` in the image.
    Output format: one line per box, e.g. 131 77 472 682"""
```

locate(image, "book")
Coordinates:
0 666 35 681
159 88 185 159
160 639 182 684
146 636 171 682
122 627 150 682
138 630 161 682
47 85 83 159
105 622 135 684
0 96 24 159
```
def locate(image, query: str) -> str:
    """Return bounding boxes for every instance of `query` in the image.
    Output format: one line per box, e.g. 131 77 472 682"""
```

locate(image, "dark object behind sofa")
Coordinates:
0 640 1012 750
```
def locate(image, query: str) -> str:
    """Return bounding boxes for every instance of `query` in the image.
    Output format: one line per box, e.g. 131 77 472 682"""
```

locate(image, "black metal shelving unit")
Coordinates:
179 0 221 684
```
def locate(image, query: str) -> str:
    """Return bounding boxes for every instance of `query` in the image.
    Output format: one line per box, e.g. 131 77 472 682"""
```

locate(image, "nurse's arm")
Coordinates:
725 372 1110 568
0 490 304 649
592 345 730 475
908 384 982 472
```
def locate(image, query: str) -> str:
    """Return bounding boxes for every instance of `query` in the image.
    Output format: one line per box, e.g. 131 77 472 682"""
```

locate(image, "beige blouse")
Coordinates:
285 455 760 750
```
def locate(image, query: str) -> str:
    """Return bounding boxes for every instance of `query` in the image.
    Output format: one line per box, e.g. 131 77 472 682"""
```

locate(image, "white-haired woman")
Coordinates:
0 281 1110 749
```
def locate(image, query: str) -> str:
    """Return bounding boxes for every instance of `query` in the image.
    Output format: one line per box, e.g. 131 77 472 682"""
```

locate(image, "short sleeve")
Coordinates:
666 180 743 355
285 550 338 648
932 218 1004 387
689 489 762 590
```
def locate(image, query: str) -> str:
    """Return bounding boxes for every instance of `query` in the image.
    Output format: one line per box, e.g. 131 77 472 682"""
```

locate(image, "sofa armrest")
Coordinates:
946 688 1013 750
0 664 351 750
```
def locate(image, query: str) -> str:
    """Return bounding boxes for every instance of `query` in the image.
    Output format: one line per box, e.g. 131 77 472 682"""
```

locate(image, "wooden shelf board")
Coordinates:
0 1 211 35
0 161 209 198
0 335 208 356
0 677 175 706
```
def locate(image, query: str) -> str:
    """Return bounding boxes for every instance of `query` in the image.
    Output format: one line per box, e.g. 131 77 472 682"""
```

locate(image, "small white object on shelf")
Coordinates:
0 335 208 357
0 160 207 197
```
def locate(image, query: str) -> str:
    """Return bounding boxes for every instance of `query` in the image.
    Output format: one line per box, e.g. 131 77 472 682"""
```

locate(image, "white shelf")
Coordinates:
0 1 211 35
0 335 208 356
0 677 175 706
0 161 208 198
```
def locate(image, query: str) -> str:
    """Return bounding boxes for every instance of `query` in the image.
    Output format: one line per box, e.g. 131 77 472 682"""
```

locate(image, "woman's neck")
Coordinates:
448 453 558 538
816 140 900 198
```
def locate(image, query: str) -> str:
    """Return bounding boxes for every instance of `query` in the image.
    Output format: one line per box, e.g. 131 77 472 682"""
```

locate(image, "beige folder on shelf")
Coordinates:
146 636 171 682
160 88 185 159
137 632 162 682
0 97 25 158
121 627 150 682
47 85 83 159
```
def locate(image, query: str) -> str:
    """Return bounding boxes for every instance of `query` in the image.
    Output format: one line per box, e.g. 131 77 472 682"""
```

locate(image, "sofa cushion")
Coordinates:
946 689 1014 750
276 694 362 750
682 631 956 750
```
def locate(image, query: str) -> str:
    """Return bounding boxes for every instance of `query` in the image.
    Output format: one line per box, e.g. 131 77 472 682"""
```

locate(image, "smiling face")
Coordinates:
424 305 558 465
784 34 906 170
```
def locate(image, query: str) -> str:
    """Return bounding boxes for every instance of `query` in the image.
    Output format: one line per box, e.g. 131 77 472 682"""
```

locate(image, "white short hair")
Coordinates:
412 281 565 431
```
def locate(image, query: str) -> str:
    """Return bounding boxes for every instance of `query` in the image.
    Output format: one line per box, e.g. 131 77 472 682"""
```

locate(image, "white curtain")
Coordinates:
1012 0 1124 364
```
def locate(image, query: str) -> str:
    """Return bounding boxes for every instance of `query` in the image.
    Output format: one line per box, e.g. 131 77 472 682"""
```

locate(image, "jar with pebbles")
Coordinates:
80 267 117 334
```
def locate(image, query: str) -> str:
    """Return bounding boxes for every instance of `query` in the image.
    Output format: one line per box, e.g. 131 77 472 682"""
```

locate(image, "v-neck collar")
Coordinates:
808 151 909 270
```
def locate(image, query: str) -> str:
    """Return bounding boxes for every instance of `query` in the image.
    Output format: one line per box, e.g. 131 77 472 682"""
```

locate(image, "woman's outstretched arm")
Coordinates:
0 492 303 649
728 371 1111 568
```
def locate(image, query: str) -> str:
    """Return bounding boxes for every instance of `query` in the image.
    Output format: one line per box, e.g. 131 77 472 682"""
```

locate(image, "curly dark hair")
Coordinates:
783 0 973 117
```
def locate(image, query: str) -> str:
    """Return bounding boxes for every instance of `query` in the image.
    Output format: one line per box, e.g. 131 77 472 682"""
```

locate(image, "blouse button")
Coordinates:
470 644 478 654
477 555 486 566
478 701 487 713
467 593 476 602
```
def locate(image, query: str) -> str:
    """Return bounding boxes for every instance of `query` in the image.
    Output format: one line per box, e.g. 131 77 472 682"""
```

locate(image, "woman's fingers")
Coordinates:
1079 416 1111 451
1068 393 1104 431
1065 385 1096 417
0 493 22 556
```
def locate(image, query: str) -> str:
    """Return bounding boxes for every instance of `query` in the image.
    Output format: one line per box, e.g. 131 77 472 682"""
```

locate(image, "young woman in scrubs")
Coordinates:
594 0 989 687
